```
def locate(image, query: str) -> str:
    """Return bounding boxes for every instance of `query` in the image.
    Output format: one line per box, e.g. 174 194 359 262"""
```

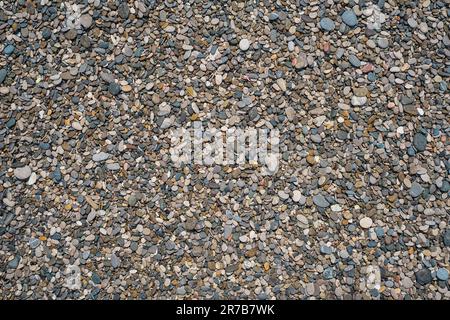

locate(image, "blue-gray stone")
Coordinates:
313 194 330 207
6 118 16 129
436 268 449 281
320 246 332 254
440 180 449 192
323 267 335 280
410 182 424 198
91 272 101 284
39 142 50 150
375 227 384 238
320 18 335 31
407 146 416 156
8 255 21 269
0 68 7 84
415 269 432 285
413 133 427 152
3 44 15 55
348 55 361 67
29 238 41 249
443 230 450 247
42 28 52 39
108 82 121 96
341 10 358 27
269 12 279 21
53 166 62 183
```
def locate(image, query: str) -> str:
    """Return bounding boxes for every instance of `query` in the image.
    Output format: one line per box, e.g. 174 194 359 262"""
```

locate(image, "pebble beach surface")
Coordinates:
1 0 449 300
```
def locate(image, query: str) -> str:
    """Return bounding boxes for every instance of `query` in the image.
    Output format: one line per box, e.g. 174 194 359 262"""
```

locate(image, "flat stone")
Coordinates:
111 253 120 268
92 152 110 162
351 96 367 106
80 14 93 29
108 82 121 96
313 194 330 208
0 68 7 84
320 18 335 31
436 268 449 281
14 166 32 180
415 269 432 285
348 55 361 67
239 39 250 51
413 133 427 152
360 217 373 229
342 10 358 27
292 190 302 202
410 182 424 198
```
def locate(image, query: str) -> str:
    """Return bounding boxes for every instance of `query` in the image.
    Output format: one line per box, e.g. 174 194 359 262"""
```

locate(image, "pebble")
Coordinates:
0 68 7 84
111 253 120 268
313 194 330 208
14 166 32 180
410 182 424 198
359 217 373 229
320 18 335 31
108 83 121 96
348 55 361 67
341 10 358 27
80 14 93 29
351 96 367 106
3 44 15 55
92 152 110 162
436 268 449 281
239 39 250 51
415 269 432 285
413 133 427 152
377 38 389 49
292 190 302 202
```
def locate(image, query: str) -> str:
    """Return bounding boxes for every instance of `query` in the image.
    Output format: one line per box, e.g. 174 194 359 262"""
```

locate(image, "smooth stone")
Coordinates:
177 287 186 295
294 53 308 69
285 106 295 121
239 39 250 51
408 18 417 28
108 82 121 96
320 246 332 255
377 37 389 48
7 255 20 269
436 268 449 281
320 18 335 31
359 217 373 229
111 253 120 268
80 14 93 29
410 182 424 198
0 68 7 84
413 133 427 152
92 152 110 162
415 269 432 285
348 55 361 67
402 277 414 289
3 44 15 55
342 10 358 27
27 172 37 185
118 3 130 19
292 190 302 202
106 163 120 170
14 166 32 180
29 238 41 249
313 194 330 208
323 267 335 280
443 230 450 247
351 96 367 106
